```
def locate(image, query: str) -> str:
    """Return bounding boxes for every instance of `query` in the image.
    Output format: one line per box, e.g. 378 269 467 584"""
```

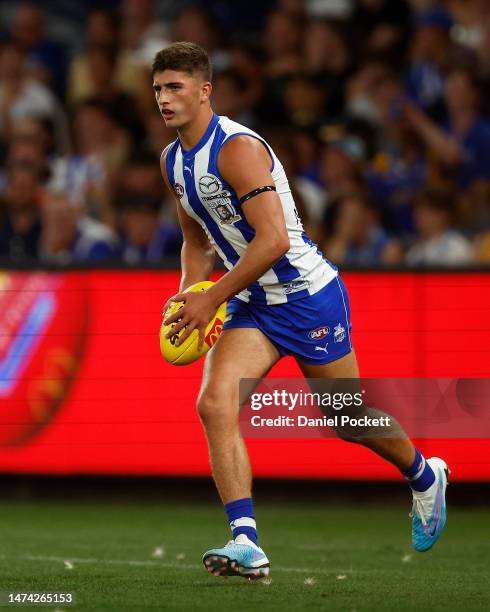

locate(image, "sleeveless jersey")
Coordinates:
165 113 337 305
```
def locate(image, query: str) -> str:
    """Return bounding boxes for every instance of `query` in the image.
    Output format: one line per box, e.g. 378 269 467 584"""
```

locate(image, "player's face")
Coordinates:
153 70 210 129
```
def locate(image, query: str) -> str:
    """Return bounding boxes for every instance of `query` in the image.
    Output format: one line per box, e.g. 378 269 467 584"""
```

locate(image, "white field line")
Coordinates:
0 554 373 575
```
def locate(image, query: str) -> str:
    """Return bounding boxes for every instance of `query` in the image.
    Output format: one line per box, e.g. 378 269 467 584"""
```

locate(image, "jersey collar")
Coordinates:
180 113 219 158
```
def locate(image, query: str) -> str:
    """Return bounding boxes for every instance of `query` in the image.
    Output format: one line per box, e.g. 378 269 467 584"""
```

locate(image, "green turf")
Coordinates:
0 499 488 611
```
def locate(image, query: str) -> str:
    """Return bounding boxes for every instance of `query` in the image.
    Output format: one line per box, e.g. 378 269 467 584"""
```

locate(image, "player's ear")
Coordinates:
201 81 212 103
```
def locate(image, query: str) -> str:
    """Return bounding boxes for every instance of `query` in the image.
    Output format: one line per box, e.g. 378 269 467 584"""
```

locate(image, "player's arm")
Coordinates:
160 151 215 293
165 136 290 346
206 136 290 305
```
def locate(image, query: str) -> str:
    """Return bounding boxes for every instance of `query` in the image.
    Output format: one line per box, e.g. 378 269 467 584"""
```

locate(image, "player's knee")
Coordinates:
197 389 233 426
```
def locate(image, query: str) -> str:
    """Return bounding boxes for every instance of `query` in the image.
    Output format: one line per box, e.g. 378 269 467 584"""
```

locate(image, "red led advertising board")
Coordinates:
0 270 489 480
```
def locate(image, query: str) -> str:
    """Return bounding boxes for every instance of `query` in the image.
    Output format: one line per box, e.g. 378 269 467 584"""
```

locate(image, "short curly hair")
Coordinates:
152 42 212 81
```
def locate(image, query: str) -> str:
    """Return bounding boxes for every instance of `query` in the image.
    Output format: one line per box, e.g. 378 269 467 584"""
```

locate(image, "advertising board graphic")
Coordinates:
0 270 489 480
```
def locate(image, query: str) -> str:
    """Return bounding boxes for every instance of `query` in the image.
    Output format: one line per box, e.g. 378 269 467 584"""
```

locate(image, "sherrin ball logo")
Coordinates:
308 326 330 341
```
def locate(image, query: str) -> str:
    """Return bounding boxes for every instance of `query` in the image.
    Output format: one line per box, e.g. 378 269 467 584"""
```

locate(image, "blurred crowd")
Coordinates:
1 0 490 268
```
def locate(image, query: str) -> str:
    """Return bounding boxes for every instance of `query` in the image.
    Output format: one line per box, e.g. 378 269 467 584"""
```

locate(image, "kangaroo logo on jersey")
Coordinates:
199 174 220 195
334 323 346 343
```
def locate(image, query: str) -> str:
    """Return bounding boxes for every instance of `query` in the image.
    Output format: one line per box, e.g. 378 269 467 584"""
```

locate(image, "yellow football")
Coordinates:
159 281 227 365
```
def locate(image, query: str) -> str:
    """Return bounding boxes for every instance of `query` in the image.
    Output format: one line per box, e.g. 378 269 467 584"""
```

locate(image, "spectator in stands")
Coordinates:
0 0 487 269
228 42 265 114
447 0 490 54
406 188 474 266
68 8 137 106
3 136 50 187
0 164 42 262
81 44 145 143
405 6 455 116
172 6 229 73
212 69 255 128
344 59 392 126
367 74 427 235
120 0 169 65
475 233 490 262
318 130 366 202
142 111 176 159
283 74 329 129
322 191 402 266
258 10 304 124
405 67 490 190
351 0 412 61
72 99 130 198
457 180 490 235
67 99 131 227
117 192 182 264
0 43 64 145
264 10 303 78
39 192 117 264
10 2 67 96
303 20 354 116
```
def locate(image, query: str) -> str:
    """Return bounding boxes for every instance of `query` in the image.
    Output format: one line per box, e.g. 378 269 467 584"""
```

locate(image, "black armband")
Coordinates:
239 185 276 204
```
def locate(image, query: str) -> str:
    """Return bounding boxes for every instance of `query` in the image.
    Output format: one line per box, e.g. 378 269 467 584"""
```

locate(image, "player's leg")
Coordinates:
198 327 279 504
198 326 280 579
297 350 416 470
297 351 449 551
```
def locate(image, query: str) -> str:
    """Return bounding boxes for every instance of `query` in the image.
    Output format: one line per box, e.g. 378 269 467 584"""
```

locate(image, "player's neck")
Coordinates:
178 107 215 152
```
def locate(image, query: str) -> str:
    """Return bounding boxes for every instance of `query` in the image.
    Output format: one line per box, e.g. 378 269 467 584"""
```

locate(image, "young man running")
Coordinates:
156 42 449 580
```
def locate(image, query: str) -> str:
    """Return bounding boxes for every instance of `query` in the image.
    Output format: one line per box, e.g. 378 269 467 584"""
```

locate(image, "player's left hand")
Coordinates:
163 290 218 349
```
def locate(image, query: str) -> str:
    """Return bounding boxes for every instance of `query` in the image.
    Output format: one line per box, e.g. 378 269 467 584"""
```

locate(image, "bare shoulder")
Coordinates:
218 135 272 187
219 135 270 165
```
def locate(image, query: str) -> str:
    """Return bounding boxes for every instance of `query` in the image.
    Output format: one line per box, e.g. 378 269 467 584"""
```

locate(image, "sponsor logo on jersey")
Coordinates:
308 326 330 341
199 174 221 195
282 279 309 295
334 322 346 343
173 183 184 198
201 190 231 201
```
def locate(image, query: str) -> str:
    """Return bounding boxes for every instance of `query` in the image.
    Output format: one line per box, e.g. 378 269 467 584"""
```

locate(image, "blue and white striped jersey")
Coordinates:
165 113 337 305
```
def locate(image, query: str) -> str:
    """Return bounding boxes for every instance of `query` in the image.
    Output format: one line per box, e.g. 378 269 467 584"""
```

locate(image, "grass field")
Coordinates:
0 499 489 611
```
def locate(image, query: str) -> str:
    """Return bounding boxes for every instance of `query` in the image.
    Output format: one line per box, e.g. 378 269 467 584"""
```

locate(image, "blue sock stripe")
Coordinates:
224 497 255 522
402 448 436 492
402 449 424 479
224 497 258 545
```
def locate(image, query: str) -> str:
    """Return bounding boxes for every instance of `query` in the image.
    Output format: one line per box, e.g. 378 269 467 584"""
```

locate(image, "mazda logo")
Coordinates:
199 175 220 195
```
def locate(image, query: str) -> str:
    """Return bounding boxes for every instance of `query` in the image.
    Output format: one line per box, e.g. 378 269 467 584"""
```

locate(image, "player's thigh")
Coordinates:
198 327 280 414
296 348 360 379
296 349 362 416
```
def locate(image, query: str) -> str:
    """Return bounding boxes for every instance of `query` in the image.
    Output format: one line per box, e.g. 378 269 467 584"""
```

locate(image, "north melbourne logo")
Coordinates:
334 323 346 343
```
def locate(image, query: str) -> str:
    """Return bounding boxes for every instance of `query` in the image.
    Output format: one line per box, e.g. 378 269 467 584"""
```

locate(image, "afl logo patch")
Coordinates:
308 326 330 340
199 175 220 195
173 183 184 198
